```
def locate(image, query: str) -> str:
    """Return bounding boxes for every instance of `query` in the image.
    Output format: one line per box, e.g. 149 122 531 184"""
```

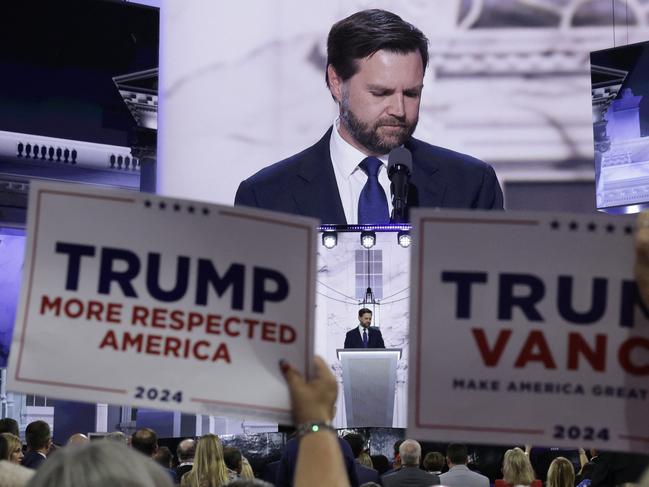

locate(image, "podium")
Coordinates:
336 348 401 427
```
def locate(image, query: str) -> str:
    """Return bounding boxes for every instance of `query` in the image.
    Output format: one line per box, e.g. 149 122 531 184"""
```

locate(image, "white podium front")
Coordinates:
336 348 401 427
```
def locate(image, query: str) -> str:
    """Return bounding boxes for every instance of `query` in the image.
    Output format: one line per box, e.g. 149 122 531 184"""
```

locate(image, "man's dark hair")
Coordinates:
131 428 158 457
223 446 242 472
370 454 390 475
446 444 469 465
423 451 445 471
358 308 372 318
0 418 19 437
25 420 50 451
393 439 404 457
343 433 365 458
326 9 429 87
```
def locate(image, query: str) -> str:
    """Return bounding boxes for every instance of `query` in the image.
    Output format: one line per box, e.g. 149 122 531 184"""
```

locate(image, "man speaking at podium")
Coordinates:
235 9 503 224
344 308 385 349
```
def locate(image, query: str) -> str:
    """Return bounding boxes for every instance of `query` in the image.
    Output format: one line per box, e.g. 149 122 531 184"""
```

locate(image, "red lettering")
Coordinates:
567 332 606 372
212 343 231 363
244 319 259 338
224 317 240 336
98 330 119 350
151 308 167 328
164 337 181 357
514 330 556 369
40 295 62 316
193 340 210 360
131 306 148 326
206 314 222 335
261 321 277 342
106 303 122 323
64 298 84 318
145 334 162 354
169 310 185 330
188 312 204 331
122 332 144 352
471 328 512 366
86 300 103 321
619 337 649 375
280 324 296 344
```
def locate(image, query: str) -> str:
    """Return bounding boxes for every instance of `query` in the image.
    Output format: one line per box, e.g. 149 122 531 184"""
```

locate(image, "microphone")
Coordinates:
387 147 412 223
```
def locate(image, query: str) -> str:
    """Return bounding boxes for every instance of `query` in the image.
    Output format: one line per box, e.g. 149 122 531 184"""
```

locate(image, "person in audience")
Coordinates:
370 455 391 475
0 460 34 487
635 211 649 306
240 456 255 481
260 459 281 484
358 452 374 469
224 446 243 480
382 439 440 487
26 440 174 487
279 355 352 487
495 447 541 487
21 420 51 469
180 434 229 487
131 428 159 458
589 451 649 487
423 451 445 475
105 431 128 445
439 444 489 487
546 457 574 487
176 438 196 483
65 433 89 446
382 440 404 477
0 433 23 464
343 433 381 485
0 418 20 437
228 480 273 487
154 445 174 469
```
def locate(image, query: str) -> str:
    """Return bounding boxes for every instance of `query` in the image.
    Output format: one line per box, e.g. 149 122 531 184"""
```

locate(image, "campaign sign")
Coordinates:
7 181 316 423
408 209 649 453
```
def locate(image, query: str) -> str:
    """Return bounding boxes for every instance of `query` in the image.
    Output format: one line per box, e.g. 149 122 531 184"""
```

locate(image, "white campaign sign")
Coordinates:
408 209 649 453
7 181 317 423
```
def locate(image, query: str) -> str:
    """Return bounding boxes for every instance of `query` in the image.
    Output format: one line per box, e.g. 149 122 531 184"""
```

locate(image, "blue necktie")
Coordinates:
358 157 389 224
363 329 368 348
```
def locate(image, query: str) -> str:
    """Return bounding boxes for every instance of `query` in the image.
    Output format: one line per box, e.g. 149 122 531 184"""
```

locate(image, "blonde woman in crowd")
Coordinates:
496 447 541 487
358 452 374 469
547 457 575 487
180 434 229 487
240 456 255 481
0 433 23 464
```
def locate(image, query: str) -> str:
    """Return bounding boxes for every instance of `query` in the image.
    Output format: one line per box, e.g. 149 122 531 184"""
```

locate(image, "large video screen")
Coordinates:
591 41 649 213
0 227 25 368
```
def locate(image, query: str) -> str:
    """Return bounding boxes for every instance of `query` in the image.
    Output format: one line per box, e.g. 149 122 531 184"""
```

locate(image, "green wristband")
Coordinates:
296 421 335 437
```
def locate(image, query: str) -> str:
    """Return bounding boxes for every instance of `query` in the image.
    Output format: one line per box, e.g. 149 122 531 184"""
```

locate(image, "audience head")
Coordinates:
104 431 128 445
423 451 445 472
502 447 535 486
547 456 575 487
0 433 23 464
0 418 20 437
131 428 158 457
25 420 51 453
154 445 173 469
223 446 243 474
0 459 34 487
358 452 374 469
66 433 89 447
370 454 390 475
343 433 365 458
184 434 229 487
399 439 422 467
177 438 196 463
446 443 469 466
326 9 429 88
26 441 174 487
240 456 255 480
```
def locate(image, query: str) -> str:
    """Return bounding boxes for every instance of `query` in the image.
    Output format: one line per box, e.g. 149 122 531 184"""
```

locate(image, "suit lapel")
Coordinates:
292 127 347 224
405 138 446 209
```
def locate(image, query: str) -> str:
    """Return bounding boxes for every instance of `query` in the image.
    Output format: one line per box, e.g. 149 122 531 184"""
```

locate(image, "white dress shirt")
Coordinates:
329 118 394 224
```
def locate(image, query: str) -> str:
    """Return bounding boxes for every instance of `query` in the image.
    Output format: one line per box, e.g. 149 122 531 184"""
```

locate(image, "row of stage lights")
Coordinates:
321 230 412 249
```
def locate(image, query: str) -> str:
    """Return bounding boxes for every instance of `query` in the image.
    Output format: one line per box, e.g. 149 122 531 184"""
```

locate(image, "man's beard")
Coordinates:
340 92 417 155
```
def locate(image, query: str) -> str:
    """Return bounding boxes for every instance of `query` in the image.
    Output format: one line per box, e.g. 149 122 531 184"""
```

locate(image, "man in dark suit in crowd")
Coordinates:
175 438 196 483
343 433 381 485
21 420 51 469
344 308 385 349
382 439 440 487
235 9 503 224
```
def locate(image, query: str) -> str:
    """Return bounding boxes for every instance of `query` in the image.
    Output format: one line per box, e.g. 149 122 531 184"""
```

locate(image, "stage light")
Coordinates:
322 231 338 249
360 231 376 249
397 231 411 248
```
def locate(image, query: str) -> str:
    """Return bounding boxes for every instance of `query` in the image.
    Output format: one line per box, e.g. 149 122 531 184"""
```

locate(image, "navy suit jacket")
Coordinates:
22 451 46 469
234 127 503 223
344 326 385 349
